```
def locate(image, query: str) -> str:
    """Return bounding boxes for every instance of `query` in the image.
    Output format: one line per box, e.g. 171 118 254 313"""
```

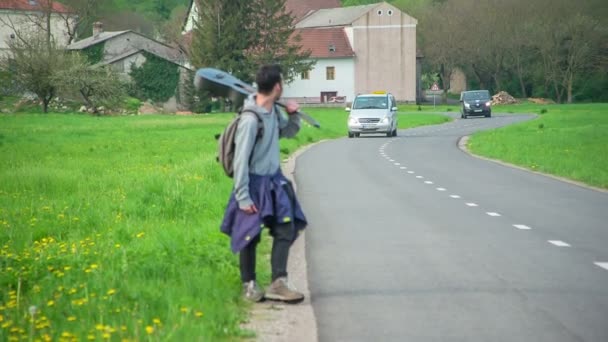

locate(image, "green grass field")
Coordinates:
0 109 448 341
469 103 608 189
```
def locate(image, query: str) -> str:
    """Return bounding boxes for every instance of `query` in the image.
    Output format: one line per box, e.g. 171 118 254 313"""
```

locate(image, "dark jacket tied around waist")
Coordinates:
221 171 307 253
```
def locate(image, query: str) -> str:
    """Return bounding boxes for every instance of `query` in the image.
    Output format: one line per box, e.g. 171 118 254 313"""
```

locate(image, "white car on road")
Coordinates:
347 92 398 138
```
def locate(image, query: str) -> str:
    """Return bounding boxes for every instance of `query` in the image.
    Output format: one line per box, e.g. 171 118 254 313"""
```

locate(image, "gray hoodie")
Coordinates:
233 95 301 209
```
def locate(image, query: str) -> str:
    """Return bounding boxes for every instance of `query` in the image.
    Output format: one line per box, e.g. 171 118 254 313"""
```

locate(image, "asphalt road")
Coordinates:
295 113 608 342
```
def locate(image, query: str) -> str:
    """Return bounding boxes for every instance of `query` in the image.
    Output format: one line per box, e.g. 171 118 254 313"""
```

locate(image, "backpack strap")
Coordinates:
239 109 263 167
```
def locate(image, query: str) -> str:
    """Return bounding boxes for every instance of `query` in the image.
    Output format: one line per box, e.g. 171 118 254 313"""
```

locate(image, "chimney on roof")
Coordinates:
93 22 104 39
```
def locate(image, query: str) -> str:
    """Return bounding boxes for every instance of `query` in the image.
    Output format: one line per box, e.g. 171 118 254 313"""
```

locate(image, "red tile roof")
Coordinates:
294 27 354 58
285 0 341 22
0 0 71 13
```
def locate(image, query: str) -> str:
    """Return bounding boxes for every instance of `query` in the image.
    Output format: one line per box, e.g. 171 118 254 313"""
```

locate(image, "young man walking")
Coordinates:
220 65 307 304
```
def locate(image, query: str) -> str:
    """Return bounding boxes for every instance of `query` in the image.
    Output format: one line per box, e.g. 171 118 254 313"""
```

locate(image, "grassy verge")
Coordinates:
468 103 608 189
0 109 450 340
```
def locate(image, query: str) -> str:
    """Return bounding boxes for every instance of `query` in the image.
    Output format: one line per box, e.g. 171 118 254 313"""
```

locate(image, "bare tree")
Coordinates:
1 33 68 113
419 1 466 102
53 53 126 114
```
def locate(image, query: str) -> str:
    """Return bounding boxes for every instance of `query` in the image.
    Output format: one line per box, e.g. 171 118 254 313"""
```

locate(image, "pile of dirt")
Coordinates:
491 91 519 105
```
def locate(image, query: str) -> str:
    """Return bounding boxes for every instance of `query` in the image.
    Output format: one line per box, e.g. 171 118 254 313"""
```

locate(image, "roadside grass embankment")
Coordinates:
468 103 608 189
0 108 449 340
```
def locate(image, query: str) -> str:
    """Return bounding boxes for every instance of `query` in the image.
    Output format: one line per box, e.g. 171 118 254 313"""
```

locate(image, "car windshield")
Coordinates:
463 91 490 101
353 96 388 109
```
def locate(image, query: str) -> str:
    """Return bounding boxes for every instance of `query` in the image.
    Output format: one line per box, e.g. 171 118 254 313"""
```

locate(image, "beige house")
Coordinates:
181 0 418 103
0 0 75 54
285 2 418 103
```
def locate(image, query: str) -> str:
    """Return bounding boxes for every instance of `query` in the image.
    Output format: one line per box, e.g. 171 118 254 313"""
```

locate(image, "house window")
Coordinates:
329 44 336 53
301 70 310 80
326 66 335 80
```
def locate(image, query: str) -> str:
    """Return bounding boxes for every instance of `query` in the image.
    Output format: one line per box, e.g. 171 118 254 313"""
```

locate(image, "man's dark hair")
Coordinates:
256 64 282 94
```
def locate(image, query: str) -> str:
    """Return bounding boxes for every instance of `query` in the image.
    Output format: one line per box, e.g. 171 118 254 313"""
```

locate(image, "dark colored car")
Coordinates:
460 90 492 118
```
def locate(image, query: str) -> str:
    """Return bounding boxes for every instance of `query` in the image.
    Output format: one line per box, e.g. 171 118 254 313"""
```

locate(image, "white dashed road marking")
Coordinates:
389 159 395 162
486 212 501 217
424 181 434 184
548 240 571 247
594 262 608 271
450 195 461 199
408 171 415 174
436 188 447 192
416 176 424 179
466 203 478 207
400 167 407 170
394 163 400 166
513 224 531 230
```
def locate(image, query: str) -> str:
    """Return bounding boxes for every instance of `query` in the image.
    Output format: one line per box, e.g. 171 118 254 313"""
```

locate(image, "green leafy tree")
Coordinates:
249 0 314 83
190 0 314 86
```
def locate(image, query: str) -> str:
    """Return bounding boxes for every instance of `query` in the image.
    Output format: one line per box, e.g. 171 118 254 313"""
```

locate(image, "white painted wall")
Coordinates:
0 11 73 51
182 1 199 33
282 58 355 103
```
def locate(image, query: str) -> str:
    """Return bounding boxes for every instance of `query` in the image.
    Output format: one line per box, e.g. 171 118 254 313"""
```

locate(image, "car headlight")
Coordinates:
349 117 358 124
464 102 471 109
381 116 390 124
485 101 492 107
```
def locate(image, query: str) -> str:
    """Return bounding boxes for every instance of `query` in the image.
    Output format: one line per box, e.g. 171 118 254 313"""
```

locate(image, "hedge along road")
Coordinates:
296 112 608 342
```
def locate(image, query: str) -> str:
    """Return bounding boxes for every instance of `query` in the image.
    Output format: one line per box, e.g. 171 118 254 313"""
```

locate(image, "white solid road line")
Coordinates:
594 262 608 271
513 224 531 230
486 212 501 217
548 240 571 247
450 195 461 199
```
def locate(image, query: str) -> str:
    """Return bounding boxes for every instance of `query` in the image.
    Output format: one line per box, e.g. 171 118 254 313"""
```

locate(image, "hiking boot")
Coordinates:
242 281 265 303
265 277 304 304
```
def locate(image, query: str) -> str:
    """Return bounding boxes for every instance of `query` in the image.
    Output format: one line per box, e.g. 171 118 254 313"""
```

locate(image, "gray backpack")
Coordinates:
217 110 263 178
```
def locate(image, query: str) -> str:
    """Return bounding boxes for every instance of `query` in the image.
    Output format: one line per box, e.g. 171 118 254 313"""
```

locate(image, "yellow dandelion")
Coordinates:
121 326 127 331
85 269 92 273
42 334 52 342
64 266 71 271
153 318 161 325
95 324 105 331
107 289 116 296
2 320 13 328
145 326 154 334
67 316 76 322
0 314 3 322
87 335 95 341
68 288 77 294
47 300 55 307
136 232 145 238
103 332 111 339
180 307 189 313
90 264 98 269
115 244 121 248
195 311 203 317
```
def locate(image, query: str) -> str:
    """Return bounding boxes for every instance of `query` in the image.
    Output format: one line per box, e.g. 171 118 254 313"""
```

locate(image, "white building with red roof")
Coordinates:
182 1 418 103
284 2 418 103
0 0 75 52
